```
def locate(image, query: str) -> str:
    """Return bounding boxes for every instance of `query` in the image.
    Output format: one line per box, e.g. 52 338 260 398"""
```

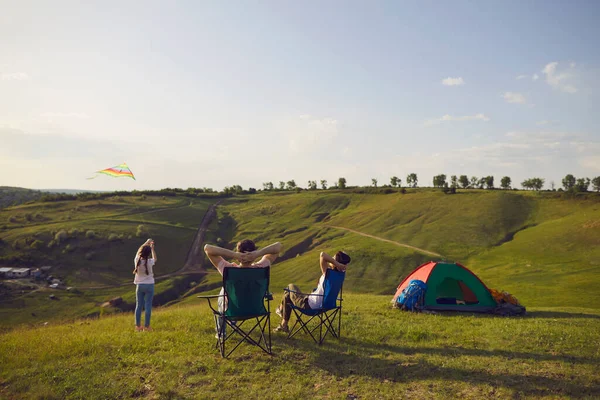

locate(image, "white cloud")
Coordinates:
285 114 340 152
542 62 577 93
516 75 528 80
570 62 576 68
532 74 539 81
536 120 559 126
1 72 30 81
502 92 526 104
40 112 90 119
424 113 490 126
580 156 600 171
441 77 465 86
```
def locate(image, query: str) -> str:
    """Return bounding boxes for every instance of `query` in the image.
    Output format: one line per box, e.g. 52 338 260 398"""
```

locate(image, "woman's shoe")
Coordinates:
135 326 143 332
273 324 289 333
144 326 153 332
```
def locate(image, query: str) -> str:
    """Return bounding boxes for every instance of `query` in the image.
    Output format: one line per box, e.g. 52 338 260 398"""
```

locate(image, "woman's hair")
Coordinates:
236 239 256 254
134 245 152 275
334 251 351 265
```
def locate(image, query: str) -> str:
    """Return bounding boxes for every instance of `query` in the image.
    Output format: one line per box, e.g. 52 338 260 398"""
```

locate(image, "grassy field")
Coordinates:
1 294 599 399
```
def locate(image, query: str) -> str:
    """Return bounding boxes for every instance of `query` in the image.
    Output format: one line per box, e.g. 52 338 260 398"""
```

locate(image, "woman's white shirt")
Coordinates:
133 256 156 284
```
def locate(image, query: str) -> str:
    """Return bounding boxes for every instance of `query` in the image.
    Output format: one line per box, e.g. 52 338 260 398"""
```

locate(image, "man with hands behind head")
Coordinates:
204 239 282 338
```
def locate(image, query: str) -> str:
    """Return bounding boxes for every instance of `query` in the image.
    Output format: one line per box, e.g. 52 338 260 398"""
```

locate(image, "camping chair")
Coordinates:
285 269 345 345
198 267 272 358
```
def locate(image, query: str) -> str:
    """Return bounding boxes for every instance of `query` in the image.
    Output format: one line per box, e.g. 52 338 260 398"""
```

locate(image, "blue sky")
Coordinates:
1 1 599 191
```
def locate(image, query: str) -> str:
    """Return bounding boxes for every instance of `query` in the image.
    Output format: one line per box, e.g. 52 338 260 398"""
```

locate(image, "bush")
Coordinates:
47 240 56 248
8 215 17 223
136 225 147 238
400 188 407 194
140 194 147 200
69 228 79 237
30 240 44 250
65 244 77 252
108 233 120 242
25 213 33 222
85 230 96 239
55 230 68 243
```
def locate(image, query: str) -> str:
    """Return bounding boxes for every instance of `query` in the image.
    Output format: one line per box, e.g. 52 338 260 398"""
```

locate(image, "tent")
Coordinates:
393 261 497 312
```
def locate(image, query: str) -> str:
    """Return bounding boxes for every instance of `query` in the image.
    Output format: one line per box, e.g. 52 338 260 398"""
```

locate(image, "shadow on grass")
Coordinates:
525 310 600 320
280 337 600 398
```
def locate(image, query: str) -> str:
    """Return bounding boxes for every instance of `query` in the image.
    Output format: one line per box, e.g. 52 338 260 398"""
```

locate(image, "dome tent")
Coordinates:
393 261 497 312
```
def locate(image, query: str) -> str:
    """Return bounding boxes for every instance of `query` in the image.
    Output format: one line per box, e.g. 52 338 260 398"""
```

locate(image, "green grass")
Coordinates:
1 294 599 399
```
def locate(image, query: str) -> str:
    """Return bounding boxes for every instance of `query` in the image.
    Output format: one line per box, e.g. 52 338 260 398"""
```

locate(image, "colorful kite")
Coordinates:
87 163 136 180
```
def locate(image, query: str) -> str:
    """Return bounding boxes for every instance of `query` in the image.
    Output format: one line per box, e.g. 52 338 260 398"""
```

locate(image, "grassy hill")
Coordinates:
1 189 600 330
1 295 599 399
0 186 45 209
216 190 600 308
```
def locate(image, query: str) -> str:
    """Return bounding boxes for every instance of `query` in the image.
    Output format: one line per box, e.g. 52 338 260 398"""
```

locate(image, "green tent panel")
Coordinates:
393 261 497 312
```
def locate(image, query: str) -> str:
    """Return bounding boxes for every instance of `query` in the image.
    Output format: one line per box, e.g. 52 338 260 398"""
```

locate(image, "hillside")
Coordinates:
217 190 600 308
0 186 45 209
1 189 599 330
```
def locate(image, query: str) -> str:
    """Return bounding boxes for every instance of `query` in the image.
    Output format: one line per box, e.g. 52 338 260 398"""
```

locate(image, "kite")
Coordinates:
87 163 136 180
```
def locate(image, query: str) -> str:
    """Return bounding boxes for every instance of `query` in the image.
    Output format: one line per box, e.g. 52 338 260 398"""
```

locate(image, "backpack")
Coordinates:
397 280 428 312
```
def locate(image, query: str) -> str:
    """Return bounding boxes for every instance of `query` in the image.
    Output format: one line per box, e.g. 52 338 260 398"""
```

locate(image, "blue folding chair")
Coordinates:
285 268 345 345
198 267 272 358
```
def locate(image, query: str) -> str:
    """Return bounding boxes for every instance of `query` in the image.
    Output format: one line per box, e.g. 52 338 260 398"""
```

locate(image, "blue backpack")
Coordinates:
397 280 428 312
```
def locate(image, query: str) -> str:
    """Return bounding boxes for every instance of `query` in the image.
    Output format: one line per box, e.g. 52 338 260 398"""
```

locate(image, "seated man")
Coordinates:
204 239 282 337
274 251 351 333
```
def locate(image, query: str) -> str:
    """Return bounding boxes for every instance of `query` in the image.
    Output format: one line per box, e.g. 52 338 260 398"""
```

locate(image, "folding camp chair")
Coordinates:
285 269 345 345
198 267 272 358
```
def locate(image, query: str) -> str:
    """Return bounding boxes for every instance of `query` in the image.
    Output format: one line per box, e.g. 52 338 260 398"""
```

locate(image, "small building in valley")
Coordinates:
7 268 30 278
0 267 12 278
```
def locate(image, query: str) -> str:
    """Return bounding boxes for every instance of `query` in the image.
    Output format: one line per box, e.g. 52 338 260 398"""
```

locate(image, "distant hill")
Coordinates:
0 187 45 209
39 189 107 195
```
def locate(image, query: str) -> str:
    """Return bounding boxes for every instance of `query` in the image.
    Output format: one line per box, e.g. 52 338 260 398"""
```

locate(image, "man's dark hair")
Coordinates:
335 251 351 265
236 239 256 253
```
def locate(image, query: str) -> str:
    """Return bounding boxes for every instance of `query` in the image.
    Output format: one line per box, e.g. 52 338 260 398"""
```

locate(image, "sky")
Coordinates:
1 0 599 191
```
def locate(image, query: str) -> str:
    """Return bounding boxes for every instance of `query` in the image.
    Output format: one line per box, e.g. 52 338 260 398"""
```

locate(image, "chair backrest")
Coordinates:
223 267 270 317
322 269 345 309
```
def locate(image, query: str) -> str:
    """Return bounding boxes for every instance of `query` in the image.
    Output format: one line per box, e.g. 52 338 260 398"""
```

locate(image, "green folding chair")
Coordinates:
198 267 272 358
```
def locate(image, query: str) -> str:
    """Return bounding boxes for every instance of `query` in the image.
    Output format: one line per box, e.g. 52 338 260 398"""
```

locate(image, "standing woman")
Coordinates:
133 239 157 331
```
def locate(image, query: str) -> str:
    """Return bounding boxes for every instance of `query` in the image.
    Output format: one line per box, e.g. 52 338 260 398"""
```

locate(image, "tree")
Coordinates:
523 177 544 191
371 178 378 188
308 180 317 190
320 180 328 190
450 175 458 188
286 180 297 190
592 176 600 192
484 176 494 189
406 173 418 188
433 174 447 188
562 174 576 191
262 182 273 191
390 176 399 187
338 177 347 189
550 181 555 191
477 177 486 189
500 176 511 190
278 181 285 191
470 176 479 188
575 178 590 192
459 175 469 189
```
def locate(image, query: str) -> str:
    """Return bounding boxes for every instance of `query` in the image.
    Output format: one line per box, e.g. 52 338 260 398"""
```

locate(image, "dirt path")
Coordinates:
324 225 442 257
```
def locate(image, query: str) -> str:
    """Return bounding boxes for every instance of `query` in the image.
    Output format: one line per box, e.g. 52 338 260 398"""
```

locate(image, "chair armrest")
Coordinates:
265 292 273 301
284 288 321 297
197 294 223 299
